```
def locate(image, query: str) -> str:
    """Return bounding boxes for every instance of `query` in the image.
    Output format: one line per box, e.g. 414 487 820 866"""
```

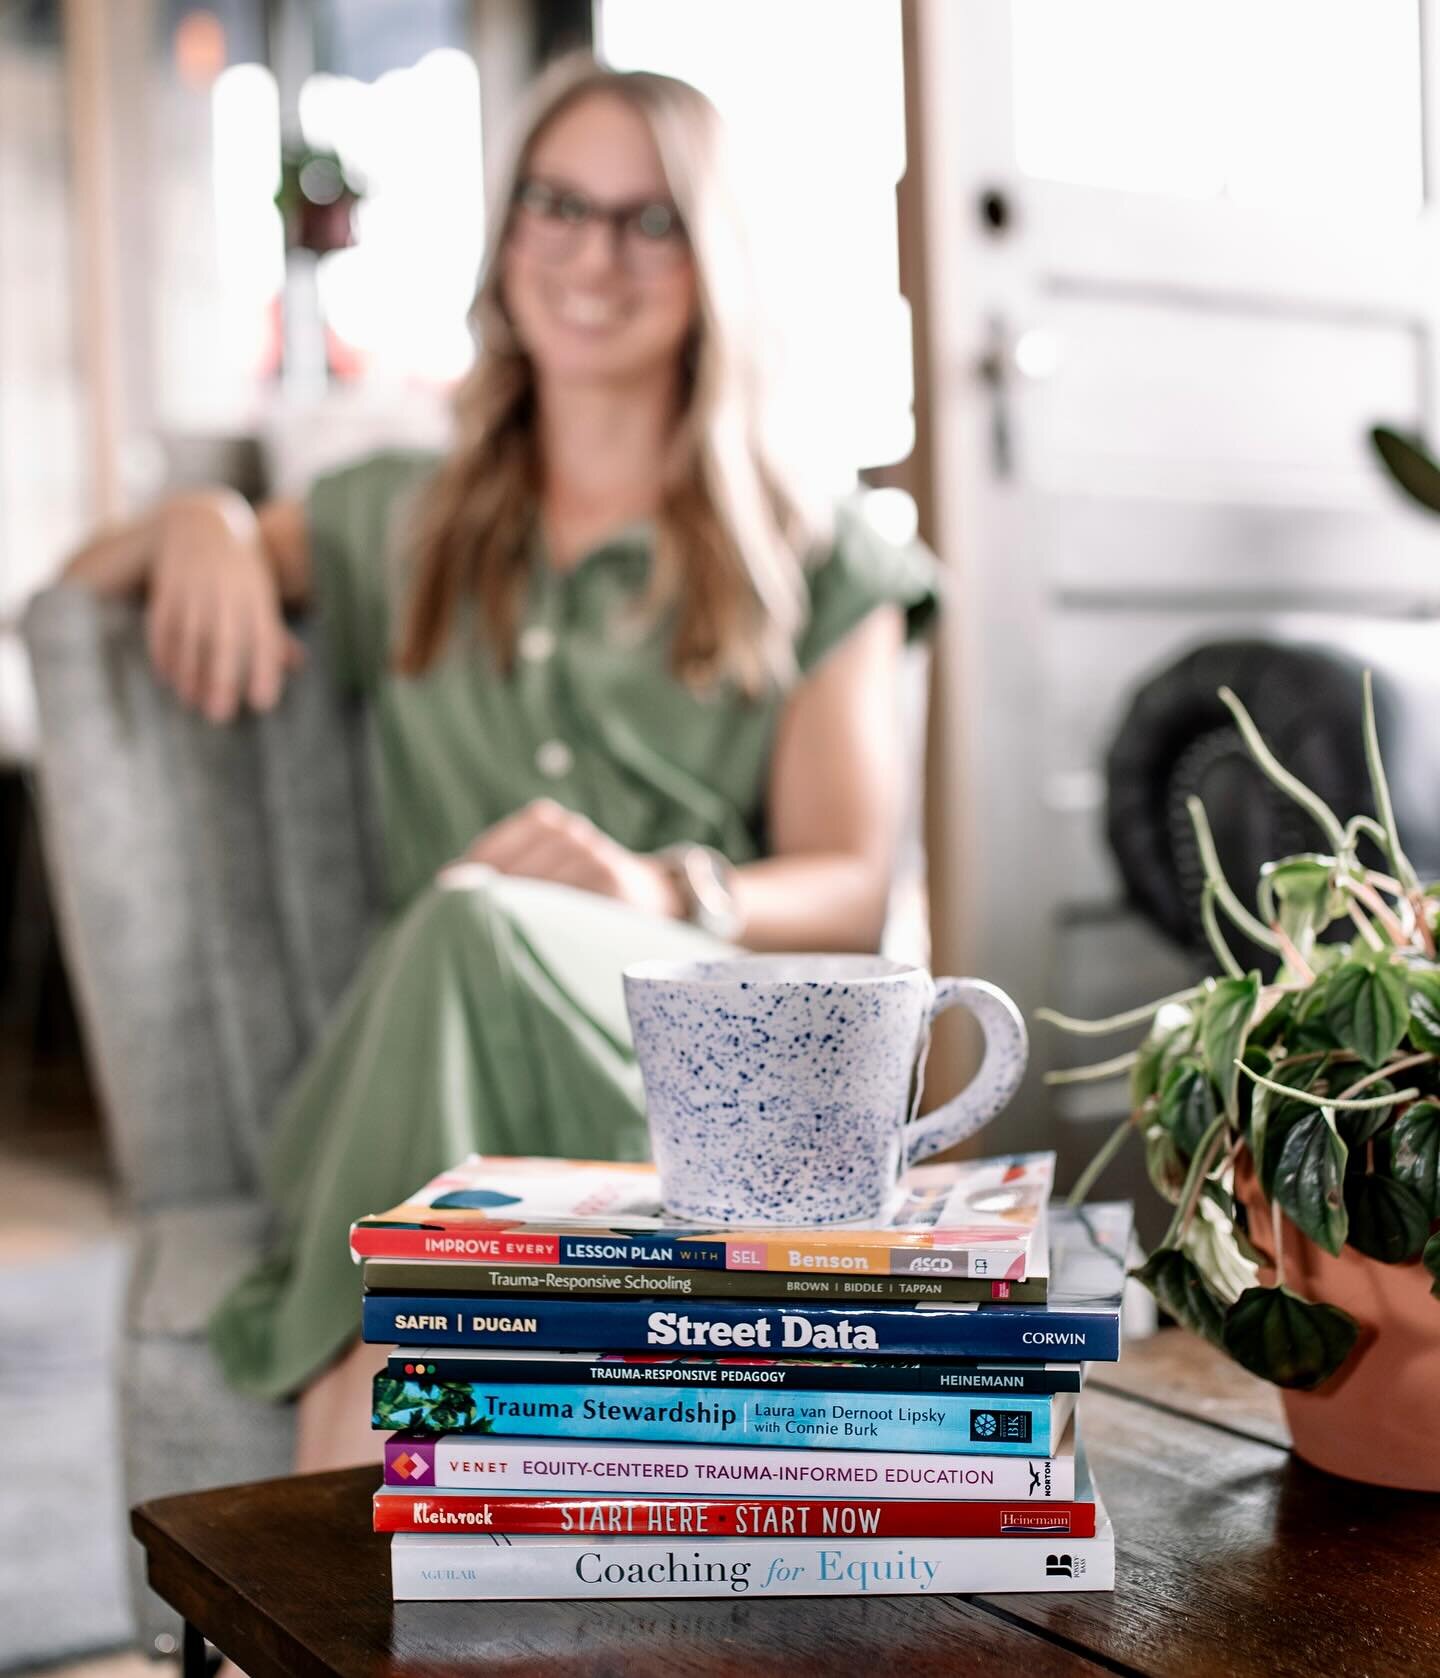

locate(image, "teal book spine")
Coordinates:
372 1376 1071 1456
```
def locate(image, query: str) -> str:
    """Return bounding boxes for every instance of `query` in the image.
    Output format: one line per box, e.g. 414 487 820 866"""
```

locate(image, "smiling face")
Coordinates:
500 91 699 389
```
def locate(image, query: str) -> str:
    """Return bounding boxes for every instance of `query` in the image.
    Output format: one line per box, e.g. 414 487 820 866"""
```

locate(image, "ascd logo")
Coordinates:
1045 1553 1086 1578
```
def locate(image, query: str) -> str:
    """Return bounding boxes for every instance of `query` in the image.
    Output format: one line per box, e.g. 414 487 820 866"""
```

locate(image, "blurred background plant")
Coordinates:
275 138 362 254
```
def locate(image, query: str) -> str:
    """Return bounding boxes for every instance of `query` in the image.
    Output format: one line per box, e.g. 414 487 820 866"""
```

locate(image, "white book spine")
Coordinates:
390 1527 1115 1599
396 1435 1075 1501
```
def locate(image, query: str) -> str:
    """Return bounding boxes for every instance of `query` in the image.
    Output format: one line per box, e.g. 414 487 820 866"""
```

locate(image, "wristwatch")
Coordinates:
659 843 742 942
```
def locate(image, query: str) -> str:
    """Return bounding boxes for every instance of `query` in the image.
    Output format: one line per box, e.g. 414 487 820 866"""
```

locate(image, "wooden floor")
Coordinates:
28 1658 153 1678
1 1021 145 1678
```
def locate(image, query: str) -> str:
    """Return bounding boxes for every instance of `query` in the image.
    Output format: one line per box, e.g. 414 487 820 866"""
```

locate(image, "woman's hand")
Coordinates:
146 495 306 723
451 799 682 918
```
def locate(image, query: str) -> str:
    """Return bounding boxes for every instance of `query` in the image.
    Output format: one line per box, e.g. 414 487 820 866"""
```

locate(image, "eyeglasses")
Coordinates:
510 177 689 271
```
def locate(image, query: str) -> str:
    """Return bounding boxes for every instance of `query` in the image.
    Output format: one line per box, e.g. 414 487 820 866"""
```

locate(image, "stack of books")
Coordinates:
352 1153 1128 1600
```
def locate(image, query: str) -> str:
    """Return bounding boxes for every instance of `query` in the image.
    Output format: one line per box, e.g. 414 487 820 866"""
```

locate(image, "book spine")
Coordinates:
363 1261 1046 1305
350 1228 726 1267
350 1228 1031 1279
362 1296 1121 1362
382 1436 1077 1500
372 1377 1069 1455
390 1531 1115 1599
388 1354 1083 1396
373 1492 1097 1539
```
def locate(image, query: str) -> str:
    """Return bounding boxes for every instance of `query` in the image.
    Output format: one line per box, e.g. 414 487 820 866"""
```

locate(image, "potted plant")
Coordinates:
276 142 363 255
1042 673 1440 1490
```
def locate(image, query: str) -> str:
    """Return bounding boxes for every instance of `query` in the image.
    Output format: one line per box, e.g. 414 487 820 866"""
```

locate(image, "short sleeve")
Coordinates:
306 449 440 693
795 497 941 676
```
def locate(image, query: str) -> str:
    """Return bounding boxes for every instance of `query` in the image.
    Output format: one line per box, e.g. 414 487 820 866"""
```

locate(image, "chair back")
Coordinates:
22 588 385 1211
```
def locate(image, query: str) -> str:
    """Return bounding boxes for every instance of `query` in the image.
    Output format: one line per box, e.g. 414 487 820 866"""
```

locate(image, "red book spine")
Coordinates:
350 1229 562 1262
372 1494 1096 1539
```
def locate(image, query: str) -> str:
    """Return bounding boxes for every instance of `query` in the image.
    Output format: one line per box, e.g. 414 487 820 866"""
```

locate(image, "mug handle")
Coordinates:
903 978 1029 1166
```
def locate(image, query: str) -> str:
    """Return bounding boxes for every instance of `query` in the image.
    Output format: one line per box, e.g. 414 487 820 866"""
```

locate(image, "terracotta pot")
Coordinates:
1234 1157 1440 1491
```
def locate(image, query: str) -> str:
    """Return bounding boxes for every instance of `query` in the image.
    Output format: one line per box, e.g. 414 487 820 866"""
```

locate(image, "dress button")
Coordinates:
519 625 556 662
535 738 573 779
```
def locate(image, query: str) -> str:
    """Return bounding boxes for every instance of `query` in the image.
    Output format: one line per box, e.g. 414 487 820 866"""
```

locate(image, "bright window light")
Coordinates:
299 48 484 384
598 0 911 485
1012 0 1423 214
211 63 284 389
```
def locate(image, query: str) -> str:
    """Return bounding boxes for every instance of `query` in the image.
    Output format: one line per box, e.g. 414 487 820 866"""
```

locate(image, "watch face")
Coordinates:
685 846 740 940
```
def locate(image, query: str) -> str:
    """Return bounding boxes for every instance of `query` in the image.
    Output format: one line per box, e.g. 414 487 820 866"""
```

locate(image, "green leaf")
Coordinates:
1371 425 1440 515
1236 1045 1271 1129
1202 973 1260 1116
1181 1195 1261 1303
1325 960 1408 1068
1247 1079 1274 1197
1221 1285 1360 1389
1131 1248 1227 1347
1391 1099 1440 1217
1406 970 1440 1055
1424 1231 1440 1299
1247 992 1294 1051
1343 1172 1430 1263
1158 1059 1220 1157
1143 1120 1187 1204
1131 1007 1194 1107
1250 1057 1322 1199
1288 968 1340 1050
1261 855 1339 949
1273 1107 1349 1255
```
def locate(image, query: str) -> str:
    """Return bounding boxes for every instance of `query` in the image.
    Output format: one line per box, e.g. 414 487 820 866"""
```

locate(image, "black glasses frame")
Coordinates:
510 177 688 260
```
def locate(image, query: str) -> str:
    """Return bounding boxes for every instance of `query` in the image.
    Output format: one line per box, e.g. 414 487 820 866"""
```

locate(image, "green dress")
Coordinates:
208 450 938 1400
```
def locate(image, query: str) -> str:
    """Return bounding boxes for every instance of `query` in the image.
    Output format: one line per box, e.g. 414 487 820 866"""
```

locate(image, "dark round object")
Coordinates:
978 187 1013 234
1105 641 1385 958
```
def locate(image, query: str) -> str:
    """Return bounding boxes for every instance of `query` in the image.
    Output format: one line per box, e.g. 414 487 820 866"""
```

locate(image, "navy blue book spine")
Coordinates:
385 1353 1083 1395
362 1296 1121 1362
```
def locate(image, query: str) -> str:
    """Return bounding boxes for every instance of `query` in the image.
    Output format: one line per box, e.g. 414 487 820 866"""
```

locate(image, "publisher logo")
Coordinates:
970 1409 1032 1444
1001 1510 1069 1534
1046 1553 1087 1578
391 1445 434 1482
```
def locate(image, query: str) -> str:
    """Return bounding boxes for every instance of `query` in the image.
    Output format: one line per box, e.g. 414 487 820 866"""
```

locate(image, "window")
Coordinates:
597 0 912 489
1012 0 1423 214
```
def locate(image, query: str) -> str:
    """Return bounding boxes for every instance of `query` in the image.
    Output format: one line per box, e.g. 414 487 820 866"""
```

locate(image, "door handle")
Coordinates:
976 319 1061 477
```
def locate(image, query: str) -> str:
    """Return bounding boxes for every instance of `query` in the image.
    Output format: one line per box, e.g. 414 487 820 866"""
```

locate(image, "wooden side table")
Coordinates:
132 1332 1440 1677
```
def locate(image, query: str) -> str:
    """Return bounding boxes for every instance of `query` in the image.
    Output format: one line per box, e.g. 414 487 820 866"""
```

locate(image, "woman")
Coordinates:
67 59 936 1465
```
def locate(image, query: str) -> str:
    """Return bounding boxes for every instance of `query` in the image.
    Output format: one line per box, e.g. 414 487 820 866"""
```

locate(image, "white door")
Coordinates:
913 0 1440 1163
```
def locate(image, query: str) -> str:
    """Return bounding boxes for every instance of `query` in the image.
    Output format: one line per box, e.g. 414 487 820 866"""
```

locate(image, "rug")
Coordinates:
0 1237 133 1672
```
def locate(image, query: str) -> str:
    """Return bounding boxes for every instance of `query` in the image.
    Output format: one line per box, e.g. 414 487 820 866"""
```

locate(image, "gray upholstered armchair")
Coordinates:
23 586 387 1651
22 580 930 1653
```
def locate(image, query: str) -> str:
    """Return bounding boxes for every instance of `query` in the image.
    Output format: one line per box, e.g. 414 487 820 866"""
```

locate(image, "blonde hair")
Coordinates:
396 55 818 696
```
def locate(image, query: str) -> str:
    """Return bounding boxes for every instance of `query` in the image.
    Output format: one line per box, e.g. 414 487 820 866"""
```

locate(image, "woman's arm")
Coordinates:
459 606 910 951
64 490 310 721
732 604 905 953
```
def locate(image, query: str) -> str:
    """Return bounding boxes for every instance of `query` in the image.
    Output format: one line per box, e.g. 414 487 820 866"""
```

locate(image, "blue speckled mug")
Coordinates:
622 953 1028 1225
